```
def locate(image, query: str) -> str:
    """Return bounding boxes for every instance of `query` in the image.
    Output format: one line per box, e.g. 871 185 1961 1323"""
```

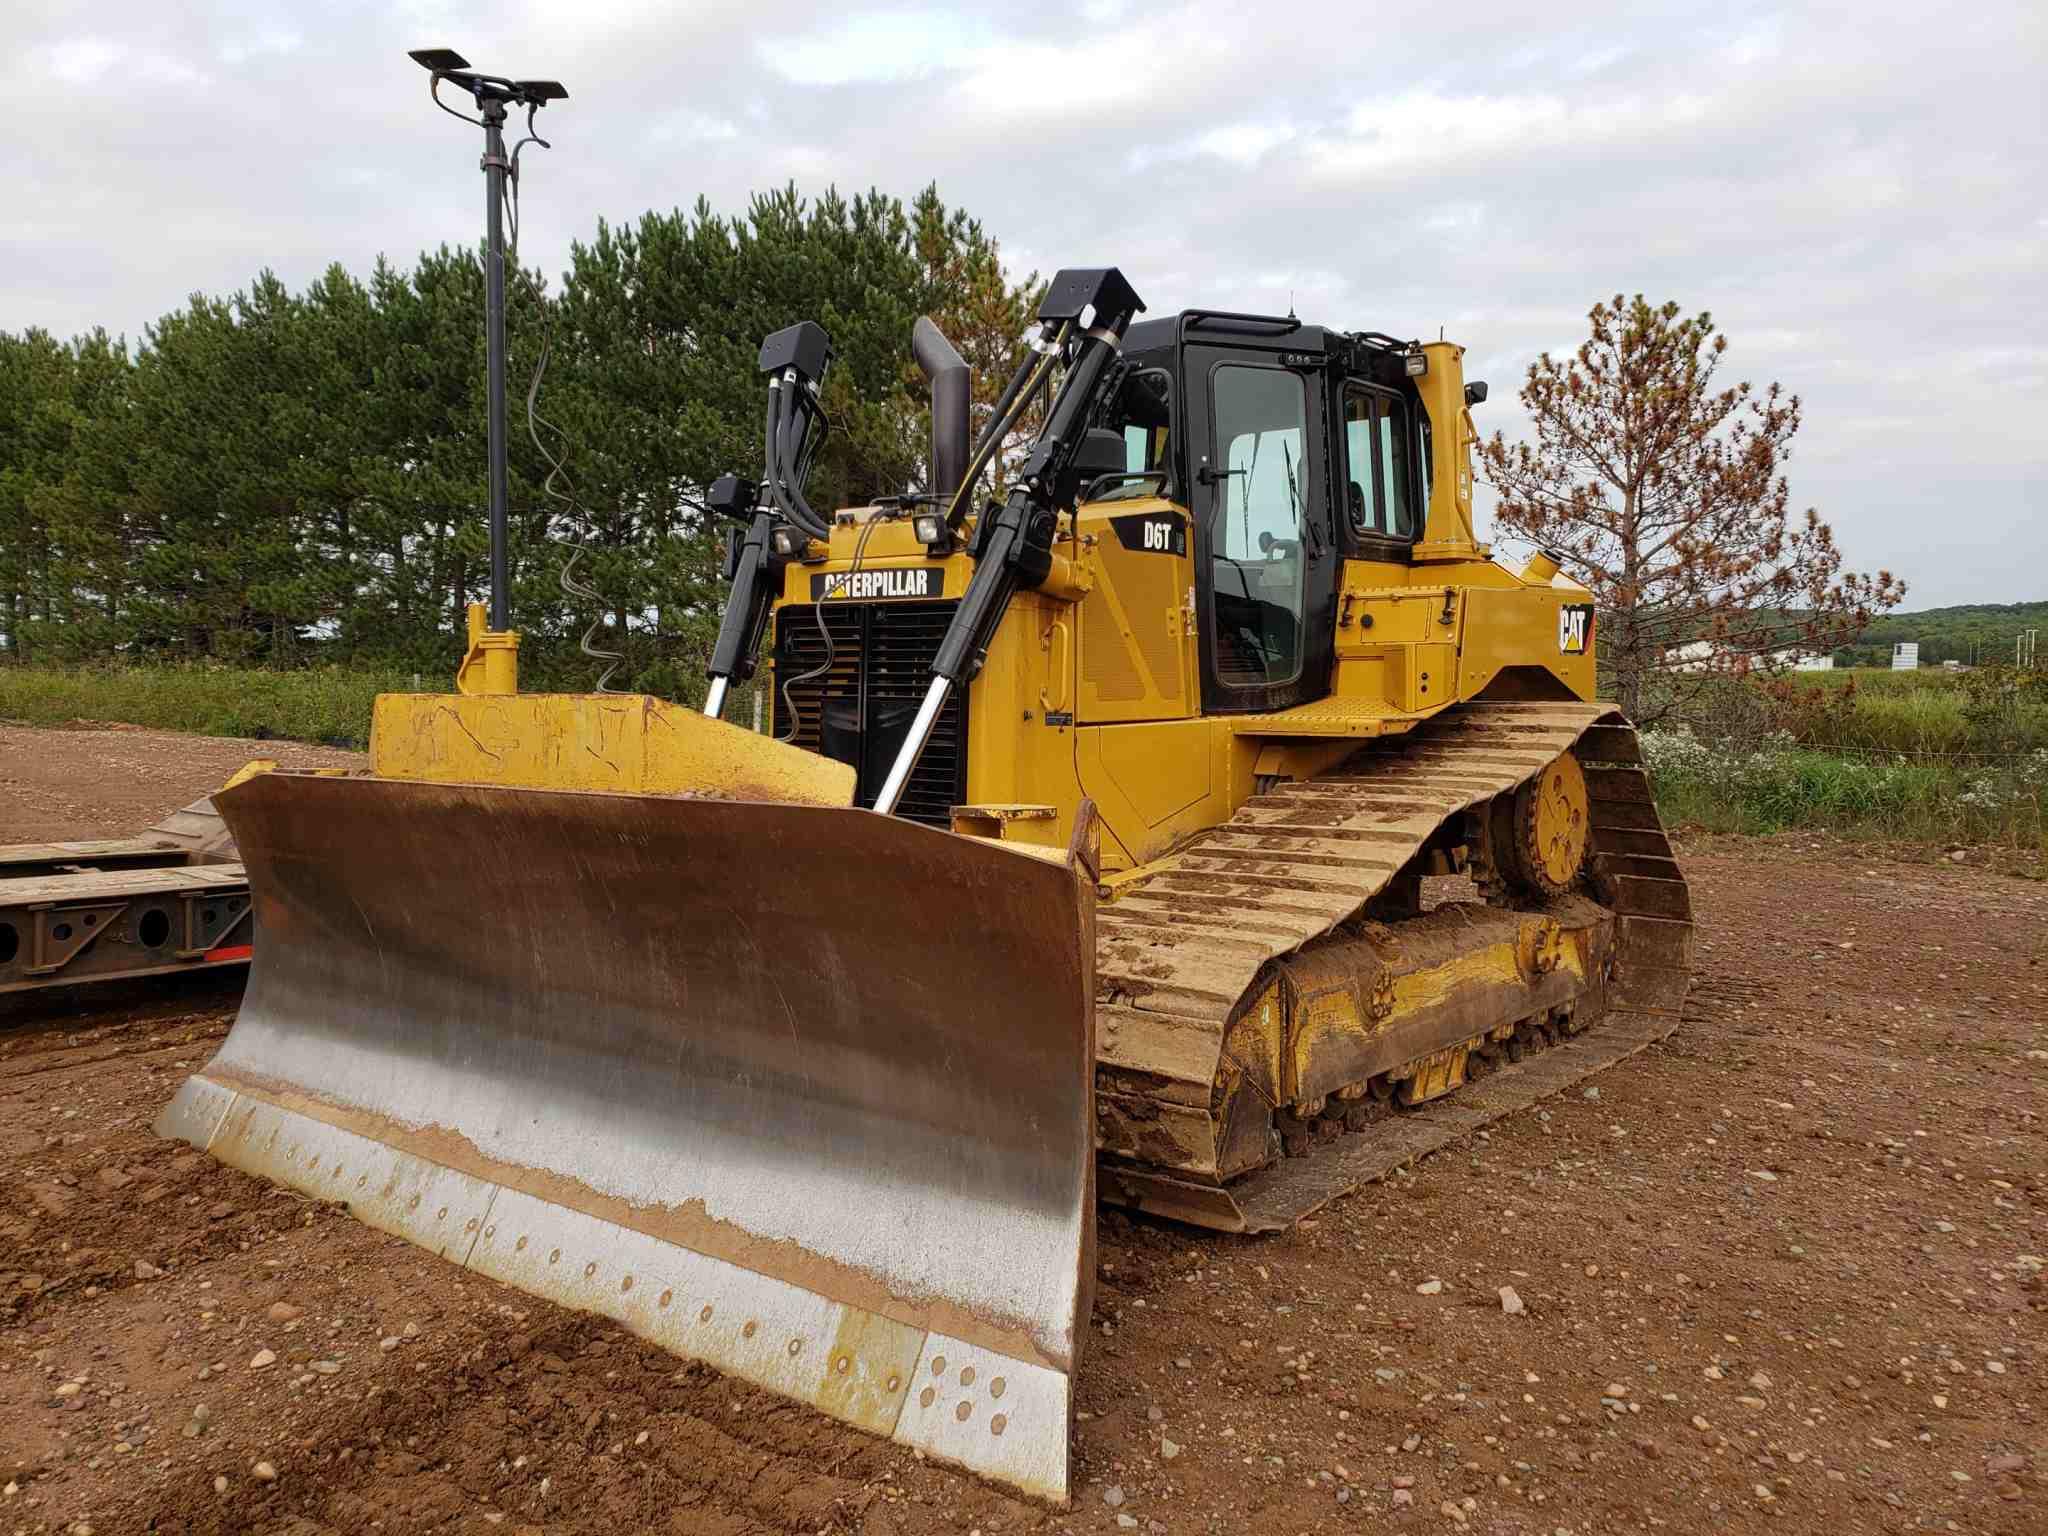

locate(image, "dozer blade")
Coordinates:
157 772 1096 1502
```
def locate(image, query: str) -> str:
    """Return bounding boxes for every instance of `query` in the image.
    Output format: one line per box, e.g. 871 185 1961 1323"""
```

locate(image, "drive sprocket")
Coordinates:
1512 749 1592 896
1474 748 1591 899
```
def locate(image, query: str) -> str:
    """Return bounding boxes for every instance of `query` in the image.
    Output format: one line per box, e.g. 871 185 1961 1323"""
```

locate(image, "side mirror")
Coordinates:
1059 427 1129 507
1464 381 1489 406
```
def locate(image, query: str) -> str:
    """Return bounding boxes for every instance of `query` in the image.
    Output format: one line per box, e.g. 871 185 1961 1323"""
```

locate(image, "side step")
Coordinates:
1103 1009 1678 1231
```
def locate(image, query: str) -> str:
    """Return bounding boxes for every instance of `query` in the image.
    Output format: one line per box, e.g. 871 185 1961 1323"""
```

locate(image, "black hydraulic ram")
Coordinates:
700 475 769 720
871 267 1144 816
703 322 833 718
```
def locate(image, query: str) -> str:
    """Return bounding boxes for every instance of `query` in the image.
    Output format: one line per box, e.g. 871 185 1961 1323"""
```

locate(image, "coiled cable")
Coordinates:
504 110 624 691
776 510 884 745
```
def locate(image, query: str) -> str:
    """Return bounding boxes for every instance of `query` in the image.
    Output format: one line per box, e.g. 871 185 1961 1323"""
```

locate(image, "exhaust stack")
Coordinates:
912 317 970 506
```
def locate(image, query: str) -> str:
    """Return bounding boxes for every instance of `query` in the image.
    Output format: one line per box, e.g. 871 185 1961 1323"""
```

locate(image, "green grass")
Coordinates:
1644 728 2048 854
0 664 409 748
1662 668 2048 758
1802 666 1961 690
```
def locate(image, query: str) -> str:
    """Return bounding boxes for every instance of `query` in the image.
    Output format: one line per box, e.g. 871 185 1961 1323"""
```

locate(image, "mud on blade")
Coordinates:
157 773 1096 1502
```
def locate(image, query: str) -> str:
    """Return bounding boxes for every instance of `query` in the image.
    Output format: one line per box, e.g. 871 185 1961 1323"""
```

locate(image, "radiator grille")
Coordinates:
771 599 968 827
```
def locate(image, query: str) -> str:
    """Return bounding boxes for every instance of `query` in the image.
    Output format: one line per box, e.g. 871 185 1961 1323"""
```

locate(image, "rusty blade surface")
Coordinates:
158 772 1094 1500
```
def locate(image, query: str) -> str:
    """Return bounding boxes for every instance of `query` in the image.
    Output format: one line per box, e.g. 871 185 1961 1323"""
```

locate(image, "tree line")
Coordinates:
9 235 1929 712
0 185 1036 696
1832 601 2047 669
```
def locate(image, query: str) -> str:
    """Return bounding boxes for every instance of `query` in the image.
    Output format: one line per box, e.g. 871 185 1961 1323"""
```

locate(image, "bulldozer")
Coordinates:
159 52 1691 1507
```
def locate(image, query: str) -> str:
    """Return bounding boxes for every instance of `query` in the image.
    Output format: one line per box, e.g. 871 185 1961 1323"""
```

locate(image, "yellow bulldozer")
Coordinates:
159 52 1691 1506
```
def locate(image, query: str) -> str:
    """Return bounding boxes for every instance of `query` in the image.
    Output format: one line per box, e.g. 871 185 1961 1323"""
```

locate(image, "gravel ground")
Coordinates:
1 728 2042 1535
0 723 363 843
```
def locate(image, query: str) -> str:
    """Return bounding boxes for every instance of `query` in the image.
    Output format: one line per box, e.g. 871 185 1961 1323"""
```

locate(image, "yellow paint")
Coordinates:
370 692 855 805
1221 979 1285 1112
220 759 278 792
359 338 1594 897
1411 340 1486 563
1073 721 1237 867
1250 739 1360 783
816 1306 925 1436
1395 1045 1470 1105
952 804 1063 849
1283 923 1593 1105
710 335 1598 870
1389 942 1528 1014
772 513 971 606
1526 754 1592 889
1073 495 1195 724
455 601 520 696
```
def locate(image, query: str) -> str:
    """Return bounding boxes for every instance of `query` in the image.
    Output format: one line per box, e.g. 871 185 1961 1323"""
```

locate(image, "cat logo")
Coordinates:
1558 602 1595 655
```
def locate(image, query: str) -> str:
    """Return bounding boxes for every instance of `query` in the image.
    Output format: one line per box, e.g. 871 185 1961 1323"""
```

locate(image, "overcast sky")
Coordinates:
5 1 2042 609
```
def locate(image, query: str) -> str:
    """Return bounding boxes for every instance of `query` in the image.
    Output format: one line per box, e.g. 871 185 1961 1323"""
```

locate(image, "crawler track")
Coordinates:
1094 701 1693 1230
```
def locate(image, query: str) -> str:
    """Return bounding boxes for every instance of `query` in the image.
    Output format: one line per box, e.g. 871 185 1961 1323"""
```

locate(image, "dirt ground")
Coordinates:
0 724 364 843
2 728 2043 1536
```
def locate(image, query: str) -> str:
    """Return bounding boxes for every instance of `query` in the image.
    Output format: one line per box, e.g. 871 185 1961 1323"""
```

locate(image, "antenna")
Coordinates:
408 48 570 635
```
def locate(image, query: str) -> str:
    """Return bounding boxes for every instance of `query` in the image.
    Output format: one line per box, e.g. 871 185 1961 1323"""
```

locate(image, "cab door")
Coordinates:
1187 347 1339 713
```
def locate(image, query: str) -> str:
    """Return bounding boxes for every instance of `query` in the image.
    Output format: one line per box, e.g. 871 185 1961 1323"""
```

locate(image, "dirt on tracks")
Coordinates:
1 729 2043 1535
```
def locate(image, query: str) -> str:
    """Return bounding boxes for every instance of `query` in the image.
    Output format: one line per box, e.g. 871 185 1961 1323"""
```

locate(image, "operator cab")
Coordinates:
1100 313 1434 714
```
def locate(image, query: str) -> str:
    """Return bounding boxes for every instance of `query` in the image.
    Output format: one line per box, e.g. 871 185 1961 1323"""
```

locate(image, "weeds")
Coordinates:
1662 667 2048 757
0 664 408 748
1643 726 2047 853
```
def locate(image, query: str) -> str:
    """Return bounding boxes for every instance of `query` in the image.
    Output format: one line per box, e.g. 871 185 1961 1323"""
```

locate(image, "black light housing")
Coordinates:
1465 380 1489 406
706 472 759 523
408 47 470 72
1404 350 1429 378
1035 267 1145 329
758 321 833 382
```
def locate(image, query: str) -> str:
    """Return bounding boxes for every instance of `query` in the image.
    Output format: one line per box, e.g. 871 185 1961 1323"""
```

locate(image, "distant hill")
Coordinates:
1835 600 2048 667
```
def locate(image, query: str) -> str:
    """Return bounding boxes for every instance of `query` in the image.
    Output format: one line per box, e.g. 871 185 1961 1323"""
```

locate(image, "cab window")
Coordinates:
1209 364 1308 687
1098 369 1174 501
1342 386 1418 540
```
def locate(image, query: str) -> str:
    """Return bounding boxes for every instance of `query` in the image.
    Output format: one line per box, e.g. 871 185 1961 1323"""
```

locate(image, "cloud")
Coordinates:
2 0 2043 605
763 9 996 86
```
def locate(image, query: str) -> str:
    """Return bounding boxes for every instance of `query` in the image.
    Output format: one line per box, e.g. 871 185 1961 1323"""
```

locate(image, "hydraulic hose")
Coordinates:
971 345 1040 463
764 378 830 541
944 325 1067 529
